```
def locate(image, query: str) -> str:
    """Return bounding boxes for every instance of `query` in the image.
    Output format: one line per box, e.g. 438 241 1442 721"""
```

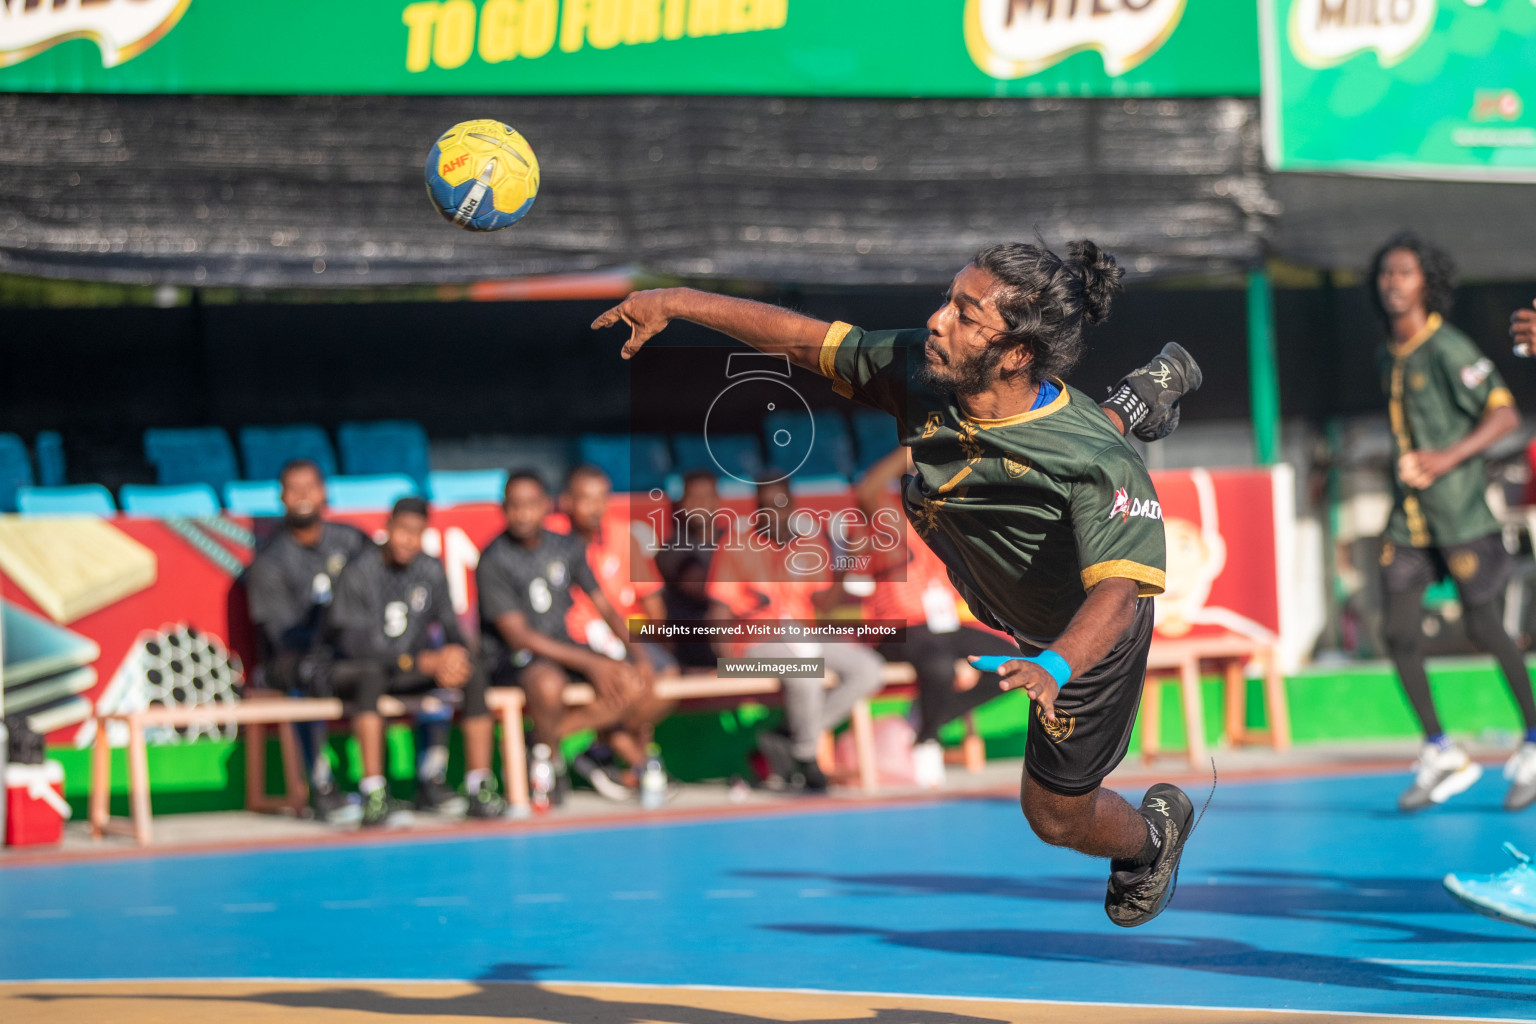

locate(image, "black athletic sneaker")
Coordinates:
1105 783 1195 928
414 775 469 815
573 750 633 803
465 777 510 820
308 782 362 825
1111 343 1203 442
359 787 415 830
756 730 829 794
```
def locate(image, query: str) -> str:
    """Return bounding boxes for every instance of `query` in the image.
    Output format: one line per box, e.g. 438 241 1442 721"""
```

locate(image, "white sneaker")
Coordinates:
1398 741 1482 811
912 740 946 790
1502 742 1536 812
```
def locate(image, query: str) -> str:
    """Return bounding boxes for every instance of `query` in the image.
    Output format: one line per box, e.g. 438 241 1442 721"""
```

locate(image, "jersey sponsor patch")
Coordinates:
1461 358 1494 390
1109 488 1162 522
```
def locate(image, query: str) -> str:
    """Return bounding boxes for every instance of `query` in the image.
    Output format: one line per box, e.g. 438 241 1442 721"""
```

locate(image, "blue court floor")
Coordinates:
3 768 1535 1020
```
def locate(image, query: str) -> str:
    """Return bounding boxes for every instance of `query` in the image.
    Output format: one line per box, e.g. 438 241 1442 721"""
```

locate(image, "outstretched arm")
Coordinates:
592 287 830 367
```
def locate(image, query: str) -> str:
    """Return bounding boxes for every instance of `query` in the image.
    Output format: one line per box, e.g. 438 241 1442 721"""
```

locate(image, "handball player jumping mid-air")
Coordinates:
595 240 1202 927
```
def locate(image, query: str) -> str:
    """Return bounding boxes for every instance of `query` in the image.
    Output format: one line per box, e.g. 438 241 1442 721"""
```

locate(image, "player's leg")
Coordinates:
452 664 508 818
748 641 831 792
268 652 357 823
919 625 1018 742
599 645 680 790
1382 542 1482 810
1449 534 1536 811
328 660 413 828
1100 343 1204 441
1017 598 1196 927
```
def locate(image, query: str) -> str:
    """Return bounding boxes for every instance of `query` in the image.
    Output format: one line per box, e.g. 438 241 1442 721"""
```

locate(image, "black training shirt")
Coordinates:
477 529 598 662
328 547 462 663
244 521 371 657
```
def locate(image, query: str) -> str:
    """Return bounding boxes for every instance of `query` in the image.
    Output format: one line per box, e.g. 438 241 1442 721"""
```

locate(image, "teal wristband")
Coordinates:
968 651 1073 687
1031 650 1072 687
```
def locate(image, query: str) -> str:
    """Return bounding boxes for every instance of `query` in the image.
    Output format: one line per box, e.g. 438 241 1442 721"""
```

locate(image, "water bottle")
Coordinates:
640 744 668 810
529 743 555 814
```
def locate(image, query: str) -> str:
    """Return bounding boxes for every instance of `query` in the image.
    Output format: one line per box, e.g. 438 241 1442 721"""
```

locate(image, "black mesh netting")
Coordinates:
0 92 1274 288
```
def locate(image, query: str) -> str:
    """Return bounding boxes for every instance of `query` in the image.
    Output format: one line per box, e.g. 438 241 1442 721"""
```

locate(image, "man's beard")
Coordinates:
284 509 322 531
915 339 1008 396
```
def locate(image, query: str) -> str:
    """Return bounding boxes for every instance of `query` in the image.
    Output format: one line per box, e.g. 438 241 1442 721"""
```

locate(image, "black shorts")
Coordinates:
1019 597 1155 798
1380 533 1511 607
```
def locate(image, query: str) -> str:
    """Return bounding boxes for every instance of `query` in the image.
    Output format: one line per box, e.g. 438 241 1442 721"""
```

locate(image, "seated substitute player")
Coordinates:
854 447 1020 769
595 239 1201 927
555 463 679 792
709 476 886 793
1366 233 1536 812
326 497 508 827
243 458 370 822
478 471 670 802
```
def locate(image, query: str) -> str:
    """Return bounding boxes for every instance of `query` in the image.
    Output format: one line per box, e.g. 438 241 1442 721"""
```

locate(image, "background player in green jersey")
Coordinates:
1369 233 1536 813
594 240 1201 927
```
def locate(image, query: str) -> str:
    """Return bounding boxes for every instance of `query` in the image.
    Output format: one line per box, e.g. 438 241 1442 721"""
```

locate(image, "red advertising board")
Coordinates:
0 467 1291 747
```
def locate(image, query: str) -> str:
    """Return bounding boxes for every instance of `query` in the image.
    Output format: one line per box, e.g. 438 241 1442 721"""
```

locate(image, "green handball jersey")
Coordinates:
819 322 1166 645
1379 314 1516 548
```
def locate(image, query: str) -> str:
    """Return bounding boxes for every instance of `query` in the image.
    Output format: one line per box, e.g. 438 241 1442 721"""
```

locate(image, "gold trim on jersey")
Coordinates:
966 378 1071 428
819 321 855 398
1387 320 1434 547
1389 312 1442 360
1487 387 1515 412
1080 560 1165 596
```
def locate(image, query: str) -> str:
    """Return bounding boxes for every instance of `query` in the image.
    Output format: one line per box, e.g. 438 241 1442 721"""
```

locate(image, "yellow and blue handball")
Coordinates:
425 119 540 232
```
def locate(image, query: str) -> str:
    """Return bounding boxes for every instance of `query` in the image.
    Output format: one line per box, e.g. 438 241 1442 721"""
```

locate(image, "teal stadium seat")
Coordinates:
326 474 418 513
673 434 761 486
763 408 853 484
143 427 239 491
120 483 221 518
34 431 66 487
224 480 283 517
428 469 508 507
17 484 116 517
337 421 431 487
852 409 897 473
239 424 338 481
0 433 34 513
577 434 671 493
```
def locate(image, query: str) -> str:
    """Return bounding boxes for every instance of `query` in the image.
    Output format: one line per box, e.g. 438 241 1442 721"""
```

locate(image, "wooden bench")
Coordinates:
88 671 882 846
1140 635 1291 769
90 687 529 846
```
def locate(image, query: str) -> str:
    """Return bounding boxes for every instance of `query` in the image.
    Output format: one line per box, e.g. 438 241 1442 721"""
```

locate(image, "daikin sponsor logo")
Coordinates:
964 0 1188 79
0 0 192 68
1288 0 1435 69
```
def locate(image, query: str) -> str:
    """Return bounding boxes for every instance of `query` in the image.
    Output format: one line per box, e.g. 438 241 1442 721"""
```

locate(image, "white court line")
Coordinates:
123 907 176 917
411 896 469 907
22 909 70 919
6 978 1531 1023
1366 959 1536 972
221 903 276 914
514 893 566 904
611 891 659 900
704 889 755 899
320 900 374 910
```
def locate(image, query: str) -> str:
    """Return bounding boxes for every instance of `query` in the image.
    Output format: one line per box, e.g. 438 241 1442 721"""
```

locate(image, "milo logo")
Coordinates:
0 0 192 69
964 0 1187 79
1288 0 1435 69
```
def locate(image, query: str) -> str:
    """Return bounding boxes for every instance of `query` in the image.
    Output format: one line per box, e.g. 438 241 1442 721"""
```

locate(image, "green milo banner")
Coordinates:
0 0 1257 98
1261 0 1536 180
